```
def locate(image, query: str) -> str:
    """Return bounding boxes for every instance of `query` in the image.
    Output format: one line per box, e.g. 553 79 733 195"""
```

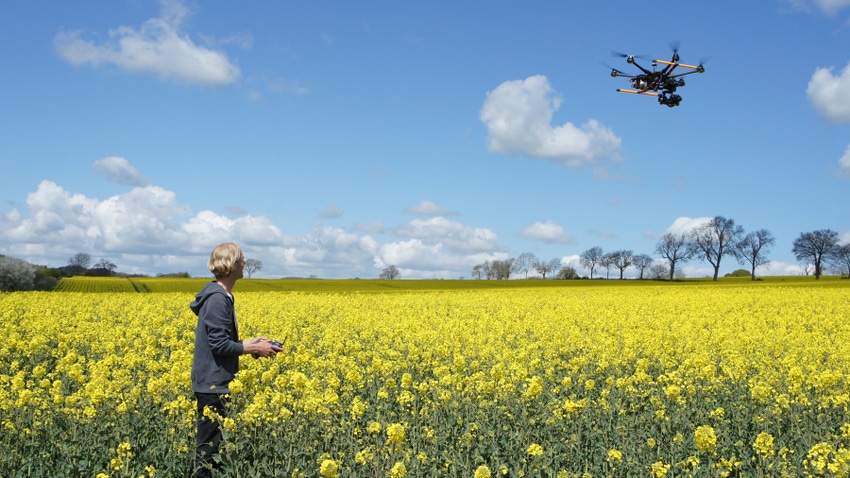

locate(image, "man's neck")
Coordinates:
216 276 237 295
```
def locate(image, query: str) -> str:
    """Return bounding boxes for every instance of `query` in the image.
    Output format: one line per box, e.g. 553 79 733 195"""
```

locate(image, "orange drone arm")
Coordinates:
617 89 659 97
655 59 701 70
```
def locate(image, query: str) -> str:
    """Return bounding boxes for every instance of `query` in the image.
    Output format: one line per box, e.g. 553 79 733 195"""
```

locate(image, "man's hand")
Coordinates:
245 337 283 358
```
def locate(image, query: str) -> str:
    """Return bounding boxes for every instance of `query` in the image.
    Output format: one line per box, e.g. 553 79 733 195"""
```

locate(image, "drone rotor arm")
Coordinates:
667 69 703 79
617 89 660 97
655 59 703 71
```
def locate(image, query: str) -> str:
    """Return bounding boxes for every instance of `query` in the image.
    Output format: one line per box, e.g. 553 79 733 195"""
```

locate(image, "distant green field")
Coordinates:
51 274 846 293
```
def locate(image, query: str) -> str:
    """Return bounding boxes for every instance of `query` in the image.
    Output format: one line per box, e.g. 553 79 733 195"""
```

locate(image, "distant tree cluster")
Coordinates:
0 221 846 288
470 217 846 281
471 259 516 280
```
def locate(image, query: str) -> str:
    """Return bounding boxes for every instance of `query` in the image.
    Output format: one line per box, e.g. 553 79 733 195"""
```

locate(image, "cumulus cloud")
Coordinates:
665 216 712 236
370 216 506 277
403 200 457 216
807 61 850 178
480 75 622 168
53 0 241 87
784 0 850 15
521 220 576 244
373 239 507 278
807 61 850 123
1 180 189 253
839 145 850 178
0 178 508 279
92 157 149 186
395 216 500 252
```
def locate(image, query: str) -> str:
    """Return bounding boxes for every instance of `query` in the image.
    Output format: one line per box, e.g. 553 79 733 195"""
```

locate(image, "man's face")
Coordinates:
235 254 245 279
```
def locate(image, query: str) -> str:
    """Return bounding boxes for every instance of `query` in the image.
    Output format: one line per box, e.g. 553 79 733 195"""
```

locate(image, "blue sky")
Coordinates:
1 0 849 279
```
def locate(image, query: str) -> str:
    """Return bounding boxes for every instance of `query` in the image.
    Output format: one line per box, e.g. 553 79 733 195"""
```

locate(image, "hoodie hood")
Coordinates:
190 281 229 316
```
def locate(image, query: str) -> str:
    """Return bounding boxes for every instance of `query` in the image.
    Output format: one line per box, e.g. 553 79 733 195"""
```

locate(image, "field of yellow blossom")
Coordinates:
2 276 850 477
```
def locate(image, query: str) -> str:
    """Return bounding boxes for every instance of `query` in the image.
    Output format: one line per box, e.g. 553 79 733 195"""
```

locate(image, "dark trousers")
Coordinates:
190 392 230 478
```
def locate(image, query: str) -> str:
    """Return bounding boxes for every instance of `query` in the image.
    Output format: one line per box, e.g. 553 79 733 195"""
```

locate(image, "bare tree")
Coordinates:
655 232 695 281
68 252 91 275
830 244 850 278
579 247 604 279
792 229 839 279
95 258 117 275
690 216 744 281
532 257 562 279
650 263 669 280
483 261 496 280
513 252 537 279
471 264 484 280
610 250 634 279
601 253 615 279
491 258 515 280
633 254 654 279
379 265 401 280
244 258 263 279
735 229 775 280
547 258 562 277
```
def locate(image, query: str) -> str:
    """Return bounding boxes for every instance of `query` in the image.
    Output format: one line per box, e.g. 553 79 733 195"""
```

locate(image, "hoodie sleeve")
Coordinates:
203 293 244 356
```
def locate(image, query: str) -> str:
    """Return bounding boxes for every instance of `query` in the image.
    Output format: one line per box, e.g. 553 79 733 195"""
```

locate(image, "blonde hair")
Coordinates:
208 243 243 278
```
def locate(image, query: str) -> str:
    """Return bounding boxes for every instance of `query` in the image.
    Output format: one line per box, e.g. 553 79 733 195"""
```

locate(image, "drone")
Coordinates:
608 45 705 107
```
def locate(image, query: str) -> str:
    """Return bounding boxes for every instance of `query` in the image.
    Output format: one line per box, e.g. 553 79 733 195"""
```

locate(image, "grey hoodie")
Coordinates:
190 281 244 393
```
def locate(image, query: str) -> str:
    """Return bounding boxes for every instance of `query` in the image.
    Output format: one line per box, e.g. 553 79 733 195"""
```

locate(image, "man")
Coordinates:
189 243 281 477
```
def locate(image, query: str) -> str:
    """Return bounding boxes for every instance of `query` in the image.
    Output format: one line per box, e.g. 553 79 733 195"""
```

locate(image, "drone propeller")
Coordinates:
611 50 649 63
668 41 681 62
602 62 632 78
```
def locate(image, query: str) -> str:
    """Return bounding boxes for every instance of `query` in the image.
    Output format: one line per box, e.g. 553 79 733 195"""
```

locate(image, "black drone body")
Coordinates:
609 46 705 107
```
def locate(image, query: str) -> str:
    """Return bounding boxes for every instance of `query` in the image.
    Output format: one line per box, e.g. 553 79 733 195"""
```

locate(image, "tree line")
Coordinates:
1 219 848 289
471 217 849 281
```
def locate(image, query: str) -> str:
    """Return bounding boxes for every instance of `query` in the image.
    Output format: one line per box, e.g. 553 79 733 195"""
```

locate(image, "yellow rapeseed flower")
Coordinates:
386 423 405 444
694 425 717 454
390 461 407 478
319 459 339 477
753 432 774 459
651 460 670 477
474 465 492 478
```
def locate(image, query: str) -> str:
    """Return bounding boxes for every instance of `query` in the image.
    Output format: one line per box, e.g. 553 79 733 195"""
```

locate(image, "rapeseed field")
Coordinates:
2 278 850 477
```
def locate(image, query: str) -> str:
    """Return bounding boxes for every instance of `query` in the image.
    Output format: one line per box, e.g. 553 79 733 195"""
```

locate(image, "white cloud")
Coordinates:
781 0 850 15
807 61 850 123
480 75 622 167
521 220 576 244
368 216 506 277
817 0 850 14
665 216 712 236
374 239 507 277
0 177 508 279
812 0 850 14
839 145 850 178
0 180 190 254
395 216 500 252
53 0 241 87
92 156 149 186
403 200 456 216
320 203 344 219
